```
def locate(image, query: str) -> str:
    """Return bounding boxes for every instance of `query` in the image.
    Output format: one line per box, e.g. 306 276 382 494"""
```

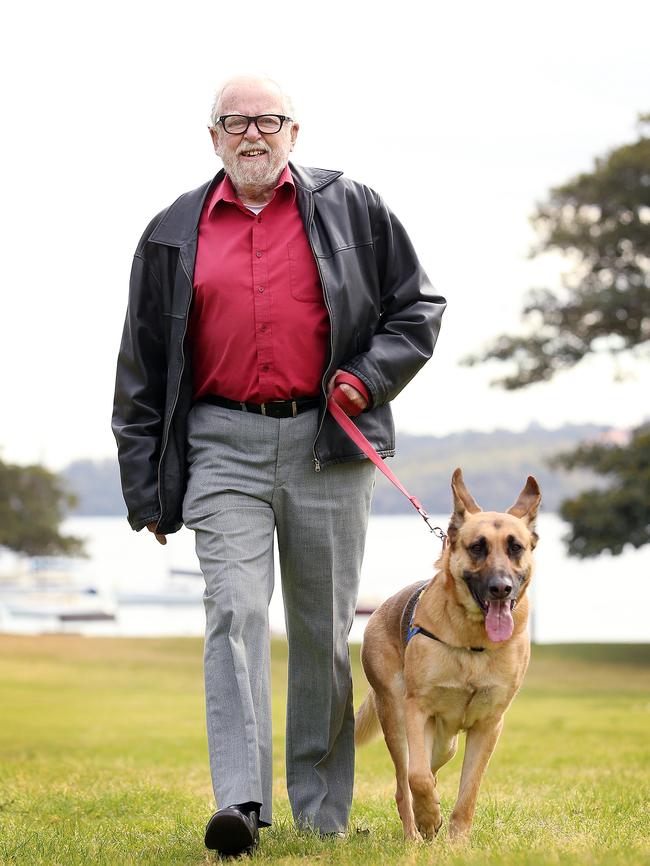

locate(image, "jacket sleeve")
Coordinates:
111 247 166 531
340 190 446 408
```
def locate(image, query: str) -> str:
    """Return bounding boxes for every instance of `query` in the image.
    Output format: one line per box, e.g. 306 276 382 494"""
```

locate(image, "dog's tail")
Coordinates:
354 688 381 746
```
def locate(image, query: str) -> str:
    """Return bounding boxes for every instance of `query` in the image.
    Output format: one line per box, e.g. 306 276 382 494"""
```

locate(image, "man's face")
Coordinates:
209 80 299 195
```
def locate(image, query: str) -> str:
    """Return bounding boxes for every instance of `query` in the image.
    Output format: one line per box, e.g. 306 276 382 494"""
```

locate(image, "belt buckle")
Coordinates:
258 400 298 418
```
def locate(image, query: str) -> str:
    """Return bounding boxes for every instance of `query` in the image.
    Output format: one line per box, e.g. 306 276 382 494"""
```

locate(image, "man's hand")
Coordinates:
326 369 368 416
146 521 167 545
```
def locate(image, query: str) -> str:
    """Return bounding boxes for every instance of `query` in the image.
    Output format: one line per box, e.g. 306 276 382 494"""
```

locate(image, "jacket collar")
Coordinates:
289 161 343 193
148 161 344 247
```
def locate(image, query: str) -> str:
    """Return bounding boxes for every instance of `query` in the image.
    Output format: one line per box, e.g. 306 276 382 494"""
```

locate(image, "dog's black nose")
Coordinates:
487 577 513 599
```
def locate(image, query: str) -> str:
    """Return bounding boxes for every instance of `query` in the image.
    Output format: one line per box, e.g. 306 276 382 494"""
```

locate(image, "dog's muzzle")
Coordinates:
463 571 526 643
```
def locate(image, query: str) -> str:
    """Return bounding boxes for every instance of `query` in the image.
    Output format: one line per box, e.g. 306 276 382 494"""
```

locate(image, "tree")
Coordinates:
464 114 650 556
549 424 650 557
0 457 86 557
465 114 650 388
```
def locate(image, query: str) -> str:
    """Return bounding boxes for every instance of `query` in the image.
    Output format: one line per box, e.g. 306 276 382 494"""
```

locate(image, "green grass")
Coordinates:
0 635 648 865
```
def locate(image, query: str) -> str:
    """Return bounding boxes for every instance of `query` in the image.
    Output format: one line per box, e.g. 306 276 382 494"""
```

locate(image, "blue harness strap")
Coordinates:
404 580 485 653
405 587 428 644
400 581 429 645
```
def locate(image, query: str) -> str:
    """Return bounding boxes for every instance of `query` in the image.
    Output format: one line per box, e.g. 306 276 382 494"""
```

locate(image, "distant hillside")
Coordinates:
63 422 613 519
63 458 124 517
369 422 608 514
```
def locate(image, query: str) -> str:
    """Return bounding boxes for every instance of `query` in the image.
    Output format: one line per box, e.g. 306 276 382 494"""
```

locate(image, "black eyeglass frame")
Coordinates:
215 114 293 135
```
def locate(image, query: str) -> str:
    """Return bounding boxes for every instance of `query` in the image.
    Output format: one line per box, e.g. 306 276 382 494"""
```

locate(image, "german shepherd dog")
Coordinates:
355 468 541 842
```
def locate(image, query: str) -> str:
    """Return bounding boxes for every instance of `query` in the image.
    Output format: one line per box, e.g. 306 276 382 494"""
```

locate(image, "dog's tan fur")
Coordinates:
356 468 541 842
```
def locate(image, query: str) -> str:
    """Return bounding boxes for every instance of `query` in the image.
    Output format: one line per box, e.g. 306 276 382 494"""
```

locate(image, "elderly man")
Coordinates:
112 74 445 856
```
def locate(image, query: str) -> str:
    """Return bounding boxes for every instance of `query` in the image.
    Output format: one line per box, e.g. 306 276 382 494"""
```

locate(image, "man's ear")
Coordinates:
208 125 220 154
289 121 299 151
507 476 541 526
448 468 481 542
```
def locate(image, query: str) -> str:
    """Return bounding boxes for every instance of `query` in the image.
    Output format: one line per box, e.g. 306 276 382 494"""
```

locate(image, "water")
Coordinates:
1 514 648 643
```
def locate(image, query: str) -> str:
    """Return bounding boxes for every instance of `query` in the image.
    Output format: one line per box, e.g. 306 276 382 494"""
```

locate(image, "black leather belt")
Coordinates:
198 394 321 419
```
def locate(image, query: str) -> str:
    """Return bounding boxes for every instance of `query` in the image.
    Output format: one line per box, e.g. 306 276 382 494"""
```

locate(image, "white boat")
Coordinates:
0 551 115 623
117 569 204 605
116 585 203 605
168 567 203 579
1 553 90 590
5 593 116 621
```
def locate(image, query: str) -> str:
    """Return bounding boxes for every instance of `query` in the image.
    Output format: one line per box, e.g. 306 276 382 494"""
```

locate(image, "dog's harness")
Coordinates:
402 580 485 652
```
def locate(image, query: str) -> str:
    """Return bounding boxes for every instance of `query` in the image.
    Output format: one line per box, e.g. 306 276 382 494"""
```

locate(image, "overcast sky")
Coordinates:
2 0 649 470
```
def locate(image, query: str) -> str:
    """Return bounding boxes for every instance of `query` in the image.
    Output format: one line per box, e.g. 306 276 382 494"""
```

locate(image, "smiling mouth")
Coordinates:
464 575 518 615
473 594 517 615
464 580 517 643
239 149 268 158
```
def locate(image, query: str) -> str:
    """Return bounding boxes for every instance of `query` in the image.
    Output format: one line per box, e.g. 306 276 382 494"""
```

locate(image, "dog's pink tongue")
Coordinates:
485 601 514 642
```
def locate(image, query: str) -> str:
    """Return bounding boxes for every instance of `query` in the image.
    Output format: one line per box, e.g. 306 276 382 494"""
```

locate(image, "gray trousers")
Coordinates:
182 402 375 832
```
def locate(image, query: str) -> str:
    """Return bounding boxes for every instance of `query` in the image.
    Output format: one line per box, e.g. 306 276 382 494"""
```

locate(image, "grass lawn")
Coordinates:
0 634 648 865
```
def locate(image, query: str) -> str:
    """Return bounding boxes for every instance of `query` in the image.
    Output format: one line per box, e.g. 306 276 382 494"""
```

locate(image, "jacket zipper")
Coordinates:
156 251 193 525
308 191 335 472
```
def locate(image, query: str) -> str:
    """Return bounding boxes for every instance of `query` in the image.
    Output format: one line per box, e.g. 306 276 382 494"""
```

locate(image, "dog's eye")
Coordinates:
469 541 485 556
510 541 524 553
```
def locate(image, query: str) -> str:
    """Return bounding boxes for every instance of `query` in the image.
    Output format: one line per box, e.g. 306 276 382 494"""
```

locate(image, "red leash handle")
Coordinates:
327 395 447 544
329 371 369 417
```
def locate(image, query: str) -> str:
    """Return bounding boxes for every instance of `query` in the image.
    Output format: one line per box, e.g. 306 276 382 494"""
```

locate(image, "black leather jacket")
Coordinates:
112 162 446 534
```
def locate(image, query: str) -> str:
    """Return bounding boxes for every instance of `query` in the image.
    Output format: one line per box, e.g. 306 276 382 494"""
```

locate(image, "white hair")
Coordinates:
209 74 296 128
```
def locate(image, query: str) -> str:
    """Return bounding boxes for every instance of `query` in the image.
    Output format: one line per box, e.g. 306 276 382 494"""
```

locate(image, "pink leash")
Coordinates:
327 395 447 545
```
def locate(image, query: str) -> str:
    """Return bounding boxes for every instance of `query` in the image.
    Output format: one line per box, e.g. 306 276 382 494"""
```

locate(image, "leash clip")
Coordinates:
417 508 448 544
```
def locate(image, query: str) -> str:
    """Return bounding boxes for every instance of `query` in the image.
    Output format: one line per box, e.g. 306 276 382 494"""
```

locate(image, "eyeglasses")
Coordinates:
216 114 293 135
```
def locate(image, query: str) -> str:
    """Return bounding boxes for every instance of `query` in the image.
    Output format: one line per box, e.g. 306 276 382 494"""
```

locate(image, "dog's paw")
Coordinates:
447 819 470 844
413 809 442 841
417 821 440 841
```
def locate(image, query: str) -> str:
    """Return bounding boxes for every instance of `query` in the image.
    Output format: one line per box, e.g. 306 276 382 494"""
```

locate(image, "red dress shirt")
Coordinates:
188 164 369 407
188 165 331 403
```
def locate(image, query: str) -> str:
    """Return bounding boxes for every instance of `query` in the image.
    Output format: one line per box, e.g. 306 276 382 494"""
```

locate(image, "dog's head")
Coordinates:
445 468 541 643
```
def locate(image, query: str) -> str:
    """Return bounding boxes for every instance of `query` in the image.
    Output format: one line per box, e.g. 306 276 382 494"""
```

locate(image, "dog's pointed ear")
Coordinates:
451 468 481 517
448 468 481 541
507 476 541 526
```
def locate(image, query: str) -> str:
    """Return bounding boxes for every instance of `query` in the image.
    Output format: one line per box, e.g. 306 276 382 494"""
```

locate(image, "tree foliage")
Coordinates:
464 114 650 388
550 424 650 557
463 114 650 556
0 457 86 556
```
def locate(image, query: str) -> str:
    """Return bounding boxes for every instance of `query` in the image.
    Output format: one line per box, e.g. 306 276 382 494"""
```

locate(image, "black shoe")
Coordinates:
204 804 259 856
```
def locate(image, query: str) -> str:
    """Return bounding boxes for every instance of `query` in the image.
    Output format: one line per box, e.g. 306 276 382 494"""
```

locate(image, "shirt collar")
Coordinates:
206 163 295 217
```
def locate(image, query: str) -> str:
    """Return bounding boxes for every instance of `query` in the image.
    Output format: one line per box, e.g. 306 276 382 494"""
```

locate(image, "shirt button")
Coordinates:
258 286 264 293
260 324 268 332
256 250 263 257
262 365 269 372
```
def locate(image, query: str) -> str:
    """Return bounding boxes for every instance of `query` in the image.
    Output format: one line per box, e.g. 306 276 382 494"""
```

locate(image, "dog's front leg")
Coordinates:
405 699 441 840
448 717 503 842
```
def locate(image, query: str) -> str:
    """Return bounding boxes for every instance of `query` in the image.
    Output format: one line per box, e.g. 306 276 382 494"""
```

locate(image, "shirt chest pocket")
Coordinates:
287 242 324 303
